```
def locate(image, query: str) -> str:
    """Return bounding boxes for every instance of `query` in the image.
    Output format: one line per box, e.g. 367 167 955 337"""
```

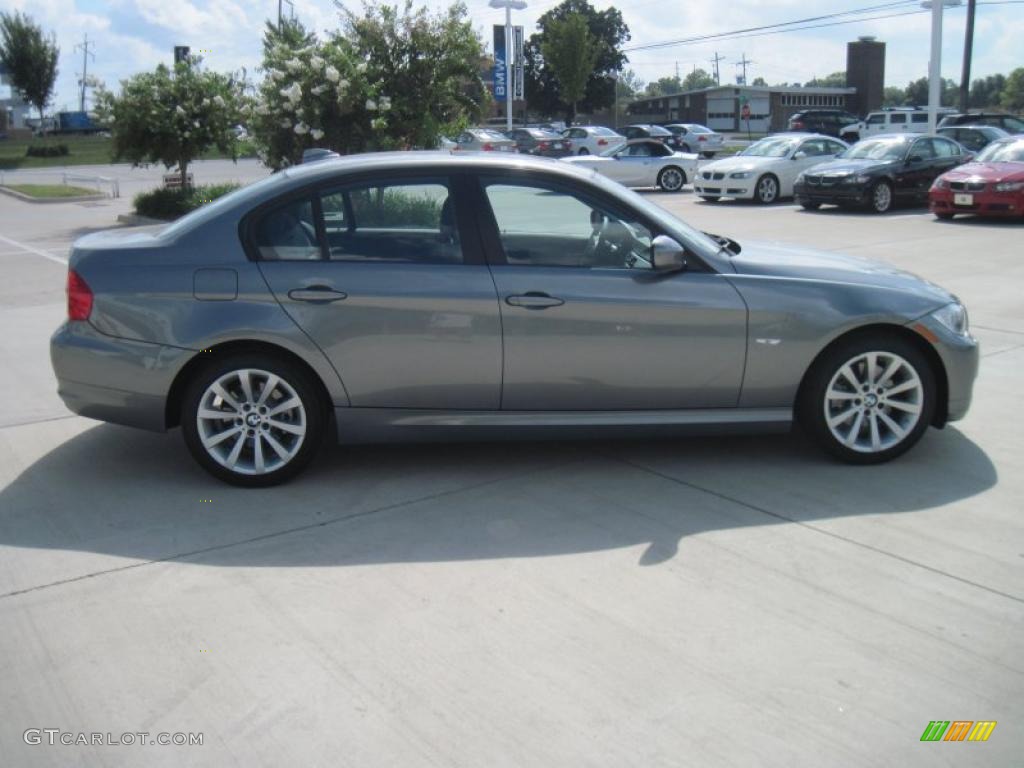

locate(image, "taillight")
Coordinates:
565 140 573 148
597 138 608 146
538 141 549 150
697 135 706 142
67 269 93 321
792 120 805 130
482 143 494 151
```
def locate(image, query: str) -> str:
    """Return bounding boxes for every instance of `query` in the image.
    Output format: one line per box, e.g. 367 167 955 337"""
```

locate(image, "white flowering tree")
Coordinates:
96 57 249 187
251 5 487 169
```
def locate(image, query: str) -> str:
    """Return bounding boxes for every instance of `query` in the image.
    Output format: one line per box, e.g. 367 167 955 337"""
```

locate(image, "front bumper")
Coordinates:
50 321 193 432
912 314 979 424
793 181 871 206
929 188 1024 218
694 179 754 199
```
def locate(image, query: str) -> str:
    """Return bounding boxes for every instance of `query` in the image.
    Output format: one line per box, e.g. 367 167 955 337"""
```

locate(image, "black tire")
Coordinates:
800 201 821 211
699 195 720 202
657 166 686 192
935 212 955 220
799 334 936 465
700 151 715 159
754 174 780 204
578 147 590 155
181 353 327 487
869 180 894 213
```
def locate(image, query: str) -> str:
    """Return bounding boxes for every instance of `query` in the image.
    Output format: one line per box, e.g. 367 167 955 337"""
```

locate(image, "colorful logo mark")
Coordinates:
920 721 996 742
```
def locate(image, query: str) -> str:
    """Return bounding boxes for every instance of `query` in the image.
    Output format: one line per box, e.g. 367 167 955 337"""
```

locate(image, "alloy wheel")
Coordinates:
872 182 893 213
196 368 307 475
822 351 923 454
659 168 684 191
756 175 779 204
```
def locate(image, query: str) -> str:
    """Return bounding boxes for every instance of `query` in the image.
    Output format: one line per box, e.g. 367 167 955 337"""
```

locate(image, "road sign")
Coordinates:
741 104 752 120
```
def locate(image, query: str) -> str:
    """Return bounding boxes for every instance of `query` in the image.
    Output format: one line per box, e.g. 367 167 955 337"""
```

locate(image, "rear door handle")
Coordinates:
505 292 565 309
288 286 348 303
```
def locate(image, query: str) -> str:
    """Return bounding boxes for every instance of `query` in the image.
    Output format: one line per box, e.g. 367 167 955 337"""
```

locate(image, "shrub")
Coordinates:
133 182 241 220
26 144 69 158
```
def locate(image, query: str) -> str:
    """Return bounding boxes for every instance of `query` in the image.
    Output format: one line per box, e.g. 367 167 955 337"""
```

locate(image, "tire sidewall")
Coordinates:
181 353 326 487
658 166 685 192
799 335 936 464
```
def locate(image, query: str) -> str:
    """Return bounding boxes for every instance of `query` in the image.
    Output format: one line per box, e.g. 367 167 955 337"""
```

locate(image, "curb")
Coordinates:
0 186 108 204
116 213 168 227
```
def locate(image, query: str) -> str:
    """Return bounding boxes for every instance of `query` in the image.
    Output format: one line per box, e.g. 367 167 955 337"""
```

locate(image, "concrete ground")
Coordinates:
0 168 1022 767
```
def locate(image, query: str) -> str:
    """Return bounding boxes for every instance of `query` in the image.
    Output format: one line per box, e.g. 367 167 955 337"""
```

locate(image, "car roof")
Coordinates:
861 133 916 141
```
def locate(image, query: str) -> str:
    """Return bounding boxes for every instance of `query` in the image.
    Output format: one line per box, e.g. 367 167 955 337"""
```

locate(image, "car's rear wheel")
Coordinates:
754 174 779 204
578 147 590 155
869 180 894 213
935 212 955 220
799 335 935 464
800 201 821 210
182 354 326 486
658 166 686 192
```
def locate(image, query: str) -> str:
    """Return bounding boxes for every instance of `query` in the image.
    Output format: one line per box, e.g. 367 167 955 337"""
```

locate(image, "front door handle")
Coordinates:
288 286 348 303
506 292 565 309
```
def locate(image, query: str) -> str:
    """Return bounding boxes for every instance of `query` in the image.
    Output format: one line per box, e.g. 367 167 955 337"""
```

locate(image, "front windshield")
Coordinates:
600 143 627 157
740 137 799 158
976 139 1024 163
839 139 908 161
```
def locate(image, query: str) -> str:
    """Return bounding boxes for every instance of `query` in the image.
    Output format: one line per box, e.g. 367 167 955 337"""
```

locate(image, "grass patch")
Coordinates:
134 182 242 220
0 134 258 170
4 183 99 198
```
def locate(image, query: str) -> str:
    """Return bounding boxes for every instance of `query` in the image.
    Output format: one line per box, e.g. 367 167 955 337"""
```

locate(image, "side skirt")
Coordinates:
333 407 792 444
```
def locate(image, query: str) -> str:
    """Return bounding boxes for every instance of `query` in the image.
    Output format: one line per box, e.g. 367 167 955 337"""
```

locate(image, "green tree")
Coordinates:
96 57 248 187
642 76 682 98
882 86 906 107
904 76 958 107
804 72 846 88
0 11 59 132
751 76 767 87
540 13 599 123
1001 68 1024 112
969 74 1006 108
525 0 629 120
682 68 715 91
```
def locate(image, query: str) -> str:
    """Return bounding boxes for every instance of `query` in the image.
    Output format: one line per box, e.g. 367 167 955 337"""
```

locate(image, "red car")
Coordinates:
930 136 1024 219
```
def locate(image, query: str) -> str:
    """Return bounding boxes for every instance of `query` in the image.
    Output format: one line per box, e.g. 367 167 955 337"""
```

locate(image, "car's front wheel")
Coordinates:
800 201 821 210
800 335 936 464
182 354 326 486
658 166 686 192
754 174 780 204
869 180 894 213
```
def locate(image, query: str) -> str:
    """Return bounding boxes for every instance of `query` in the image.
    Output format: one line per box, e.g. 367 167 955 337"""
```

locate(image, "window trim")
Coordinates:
469 170 711 273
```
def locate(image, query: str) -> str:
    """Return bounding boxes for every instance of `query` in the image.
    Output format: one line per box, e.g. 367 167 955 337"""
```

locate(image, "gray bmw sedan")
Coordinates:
51 153 978 486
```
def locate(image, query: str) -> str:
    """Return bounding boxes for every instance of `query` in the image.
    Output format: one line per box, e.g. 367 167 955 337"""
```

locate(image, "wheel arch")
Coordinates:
795 323 949 428
165 339 334 429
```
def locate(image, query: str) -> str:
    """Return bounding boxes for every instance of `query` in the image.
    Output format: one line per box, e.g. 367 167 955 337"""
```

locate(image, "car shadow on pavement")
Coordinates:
0 422 997 573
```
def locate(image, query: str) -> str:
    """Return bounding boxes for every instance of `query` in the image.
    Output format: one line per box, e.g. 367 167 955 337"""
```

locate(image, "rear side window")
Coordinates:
933 137 961 157
912 113 929 124
252 197 321 261
318 179 463 264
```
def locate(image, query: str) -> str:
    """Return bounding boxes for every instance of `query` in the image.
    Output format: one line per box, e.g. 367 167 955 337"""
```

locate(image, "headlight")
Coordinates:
930 302 970 337
994 181 1024 192
729 172 752 179
932 177 950 190
841 175 858 184
795 173 806 184
855 174 871 184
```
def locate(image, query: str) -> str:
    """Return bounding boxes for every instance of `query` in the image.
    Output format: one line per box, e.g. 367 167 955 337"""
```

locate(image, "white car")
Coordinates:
665 124 725 157
561 125 626 155
694 133 849 204
562 138 698 192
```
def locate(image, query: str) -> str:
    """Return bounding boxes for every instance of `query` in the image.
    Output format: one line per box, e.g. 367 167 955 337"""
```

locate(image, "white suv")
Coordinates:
840 108 957 142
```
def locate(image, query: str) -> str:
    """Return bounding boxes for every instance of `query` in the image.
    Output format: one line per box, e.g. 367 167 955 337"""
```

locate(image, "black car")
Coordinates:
787 109 861 138
938 124 1011 153
624 124 682 150
794 134 969 213
503 128 573 157
938 112 1024 133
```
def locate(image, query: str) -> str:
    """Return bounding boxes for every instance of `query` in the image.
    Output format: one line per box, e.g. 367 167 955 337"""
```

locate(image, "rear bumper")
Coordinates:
50 321 192 431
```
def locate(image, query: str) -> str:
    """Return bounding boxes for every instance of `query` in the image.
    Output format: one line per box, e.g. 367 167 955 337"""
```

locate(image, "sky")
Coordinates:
1 0 1021 112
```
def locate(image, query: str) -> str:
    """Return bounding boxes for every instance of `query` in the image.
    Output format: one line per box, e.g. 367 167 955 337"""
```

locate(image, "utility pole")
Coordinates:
74 35 95 113
735 53 752 86
709 52 724 86
959 0 977 112
277 0 294 30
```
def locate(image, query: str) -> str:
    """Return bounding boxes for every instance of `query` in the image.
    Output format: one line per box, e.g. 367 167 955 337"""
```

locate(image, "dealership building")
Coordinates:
625 38 886 133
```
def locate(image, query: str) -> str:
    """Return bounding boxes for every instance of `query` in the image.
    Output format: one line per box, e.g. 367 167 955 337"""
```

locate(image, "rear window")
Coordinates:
646 125 672 136
592 127 619 136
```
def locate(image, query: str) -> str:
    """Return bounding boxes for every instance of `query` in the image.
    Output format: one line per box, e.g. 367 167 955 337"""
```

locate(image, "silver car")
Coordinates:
51 153 978 486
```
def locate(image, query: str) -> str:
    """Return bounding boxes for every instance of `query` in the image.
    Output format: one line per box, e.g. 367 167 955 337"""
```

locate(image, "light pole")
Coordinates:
489 0 527 131
921 0 961 133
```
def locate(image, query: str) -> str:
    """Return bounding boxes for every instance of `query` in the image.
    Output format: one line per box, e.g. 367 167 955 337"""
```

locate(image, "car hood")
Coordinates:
940 161 1024 183
804 157 898 175
701 156 780 173
728 240 955 304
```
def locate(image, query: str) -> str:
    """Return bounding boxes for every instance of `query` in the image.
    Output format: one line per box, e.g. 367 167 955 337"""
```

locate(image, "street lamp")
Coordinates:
489 0 527 131
921 0 962 133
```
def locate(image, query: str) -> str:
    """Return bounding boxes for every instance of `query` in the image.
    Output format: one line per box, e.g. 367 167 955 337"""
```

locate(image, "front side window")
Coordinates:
889 113 907 125
318 179 462 264
621 143 655 157
911 138 937 160
483 180 655 270
252 197 321 261
866 113 885 125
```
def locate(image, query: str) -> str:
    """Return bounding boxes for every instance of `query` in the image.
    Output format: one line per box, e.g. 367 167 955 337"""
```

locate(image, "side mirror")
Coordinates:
793 150 807 160
907 155 923 164
650 235 687 273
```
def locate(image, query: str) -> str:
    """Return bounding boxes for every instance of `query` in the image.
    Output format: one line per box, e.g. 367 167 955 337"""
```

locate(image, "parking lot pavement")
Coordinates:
1 187 1022 766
